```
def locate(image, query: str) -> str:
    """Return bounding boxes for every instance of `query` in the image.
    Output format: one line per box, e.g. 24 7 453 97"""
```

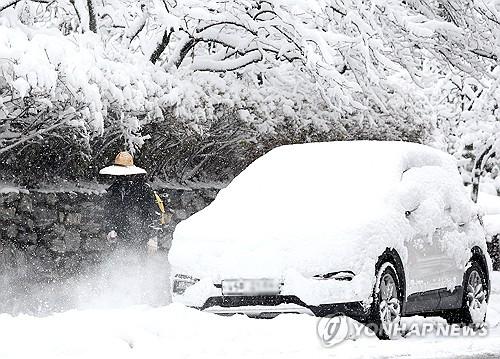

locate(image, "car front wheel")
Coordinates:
369 263 402 339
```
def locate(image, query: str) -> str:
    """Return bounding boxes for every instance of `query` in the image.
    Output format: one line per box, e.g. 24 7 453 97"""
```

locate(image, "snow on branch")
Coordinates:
191 50 263 72
3 0 500 184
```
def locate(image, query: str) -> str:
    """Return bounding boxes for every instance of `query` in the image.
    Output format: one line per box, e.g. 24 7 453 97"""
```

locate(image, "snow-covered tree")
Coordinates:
2 0 499 184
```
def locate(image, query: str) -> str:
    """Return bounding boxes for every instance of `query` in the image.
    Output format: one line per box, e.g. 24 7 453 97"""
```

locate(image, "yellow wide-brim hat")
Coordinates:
99 151 147 176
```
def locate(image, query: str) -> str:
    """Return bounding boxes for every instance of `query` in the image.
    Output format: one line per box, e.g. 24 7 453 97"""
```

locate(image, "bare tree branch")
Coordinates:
0 0 20 12
150 27 174 64
0 115 72 155
197 21 258 36
87 0 97 33
175 37 198 68
69 0 81 23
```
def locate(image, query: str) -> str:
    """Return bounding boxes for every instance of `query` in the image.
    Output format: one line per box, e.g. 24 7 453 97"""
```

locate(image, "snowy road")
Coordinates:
440 355 500 359
0 272 499 359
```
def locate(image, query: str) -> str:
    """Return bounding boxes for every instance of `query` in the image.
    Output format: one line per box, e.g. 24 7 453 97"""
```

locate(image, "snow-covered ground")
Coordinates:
0 272 499 359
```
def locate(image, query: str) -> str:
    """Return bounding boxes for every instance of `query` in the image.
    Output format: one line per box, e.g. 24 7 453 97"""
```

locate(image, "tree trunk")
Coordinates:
471 144 494 203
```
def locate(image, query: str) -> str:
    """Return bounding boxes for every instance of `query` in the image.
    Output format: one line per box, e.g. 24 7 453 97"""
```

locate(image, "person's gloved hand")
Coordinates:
147 237 158 254
107 230 118 242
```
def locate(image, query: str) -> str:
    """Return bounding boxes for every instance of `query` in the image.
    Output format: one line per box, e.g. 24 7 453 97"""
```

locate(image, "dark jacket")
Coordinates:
104 177 159 248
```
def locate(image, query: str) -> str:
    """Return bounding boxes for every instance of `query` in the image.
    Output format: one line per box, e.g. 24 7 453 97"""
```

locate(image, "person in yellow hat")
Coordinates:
99 151 170 253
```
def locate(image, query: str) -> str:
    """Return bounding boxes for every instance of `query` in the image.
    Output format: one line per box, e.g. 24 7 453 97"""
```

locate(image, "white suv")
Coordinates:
169 141 491 339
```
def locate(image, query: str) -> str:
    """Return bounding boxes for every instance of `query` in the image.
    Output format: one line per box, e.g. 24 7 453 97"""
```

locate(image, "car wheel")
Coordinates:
369 263 402 340
445 261 488 327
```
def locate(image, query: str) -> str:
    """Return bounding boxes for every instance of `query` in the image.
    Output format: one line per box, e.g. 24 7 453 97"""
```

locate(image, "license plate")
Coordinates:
221 278 281 296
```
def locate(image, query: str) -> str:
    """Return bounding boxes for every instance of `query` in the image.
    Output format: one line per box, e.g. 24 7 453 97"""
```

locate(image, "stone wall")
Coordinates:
0 185 218 286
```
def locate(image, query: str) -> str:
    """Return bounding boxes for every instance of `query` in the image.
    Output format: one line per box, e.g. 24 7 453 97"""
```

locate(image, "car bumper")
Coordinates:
172 271 371 305
195 294 368 319
171 270 373 319
203 304 315 317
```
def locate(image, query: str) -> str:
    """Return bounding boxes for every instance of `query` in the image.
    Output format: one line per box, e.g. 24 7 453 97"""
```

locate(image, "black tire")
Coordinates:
444 261 488 327
368 263 403 340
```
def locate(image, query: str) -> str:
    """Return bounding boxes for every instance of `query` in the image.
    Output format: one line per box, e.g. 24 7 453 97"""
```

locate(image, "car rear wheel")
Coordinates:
369 263 402 339
445 261 488 327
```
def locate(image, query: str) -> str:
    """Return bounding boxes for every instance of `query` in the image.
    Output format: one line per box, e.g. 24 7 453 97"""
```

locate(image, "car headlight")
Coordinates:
172 274 200 295
313 271 354 281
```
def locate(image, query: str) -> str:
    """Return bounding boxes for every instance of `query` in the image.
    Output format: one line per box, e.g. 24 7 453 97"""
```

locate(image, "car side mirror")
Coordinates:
404 206 419 218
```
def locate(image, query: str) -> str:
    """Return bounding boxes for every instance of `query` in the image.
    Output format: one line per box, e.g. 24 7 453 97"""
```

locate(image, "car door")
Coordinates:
405 227 456 313
434 215 477 311
407 228 453 292
401 168 465 314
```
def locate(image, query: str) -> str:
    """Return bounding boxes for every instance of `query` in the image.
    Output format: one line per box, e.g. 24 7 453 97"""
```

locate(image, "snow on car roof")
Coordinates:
210 141 457 217
221 140 455 192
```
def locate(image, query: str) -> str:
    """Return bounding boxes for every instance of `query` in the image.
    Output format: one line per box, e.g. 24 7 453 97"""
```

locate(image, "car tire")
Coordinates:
444 261 488 328
368 262 403 340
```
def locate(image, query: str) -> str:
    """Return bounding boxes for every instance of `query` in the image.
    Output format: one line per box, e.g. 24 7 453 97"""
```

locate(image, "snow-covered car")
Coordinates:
169 141 492 338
